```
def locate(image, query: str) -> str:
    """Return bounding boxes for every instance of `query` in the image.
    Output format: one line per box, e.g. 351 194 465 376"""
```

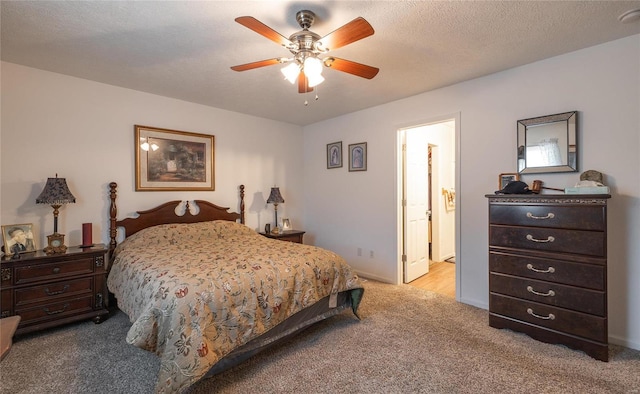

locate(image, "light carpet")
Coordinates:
1 280 638 393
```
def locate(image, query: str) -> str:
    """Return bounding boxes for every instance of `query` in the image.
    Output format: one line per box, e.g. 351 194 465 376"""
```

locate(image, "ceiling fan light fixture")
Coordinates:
307 73 325 88
303 56 323 77
281 62 300 84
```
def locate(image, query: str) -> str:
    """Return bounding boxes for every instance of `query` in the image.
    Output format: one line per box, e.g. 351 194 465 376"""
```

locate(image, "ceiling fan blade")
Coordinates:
231 58 283 71
298 71 313 93
318 17 374 51
324 57 379 79
235 16 292 47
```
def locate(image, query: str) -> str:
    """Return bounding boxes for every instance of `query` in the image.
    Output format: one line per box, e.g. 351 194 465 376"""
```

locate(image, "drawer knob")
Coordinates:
526 212 555 220
526 263 555 273
52 267 61 274
527 286 555 297
526 234 555 243
527 308 555 320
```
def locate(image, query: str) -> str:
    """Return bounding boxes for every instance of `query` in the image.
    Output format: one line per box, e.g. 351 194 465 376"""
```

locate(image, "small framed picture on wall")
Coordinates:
327 141 342 169
348 142 367 172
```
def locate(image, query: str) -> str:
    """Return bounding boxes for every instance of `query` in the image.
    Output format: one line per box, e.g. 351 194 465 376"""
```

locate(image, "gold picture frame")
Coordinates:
498 173 520 189
2 223 37 255
135 125 215 191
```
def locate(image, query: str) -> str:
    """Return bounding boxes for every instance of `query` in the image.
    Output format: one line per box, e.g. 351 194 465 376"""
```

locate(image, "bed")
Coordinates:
106 182 364 393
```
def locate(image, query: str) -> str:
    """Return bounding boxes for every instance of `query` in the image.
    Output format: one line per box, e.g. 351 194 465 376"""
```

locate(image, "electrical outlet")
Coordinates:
357 248 362 256
369 250 374 258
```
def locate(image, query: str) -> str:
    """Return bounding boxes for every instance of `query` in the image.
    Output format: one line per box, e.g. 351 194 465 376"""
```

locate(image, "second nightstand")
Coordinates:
260 230 305 244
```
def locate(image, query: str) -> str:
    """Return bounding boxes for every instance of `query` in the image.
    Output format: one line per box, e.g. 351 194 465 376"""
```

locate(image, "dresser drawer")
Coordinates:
15 295 94 325
490 293 606 342
14 258 94 285
15 278 93 306
489 204 605 230
489 225 605 256
490 273 605 316
489 252 605 290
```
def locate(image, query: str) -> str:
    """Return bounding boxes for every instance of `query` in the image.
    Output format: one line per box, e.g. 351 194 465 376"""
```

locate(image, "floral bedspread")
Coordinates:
107 220 363 393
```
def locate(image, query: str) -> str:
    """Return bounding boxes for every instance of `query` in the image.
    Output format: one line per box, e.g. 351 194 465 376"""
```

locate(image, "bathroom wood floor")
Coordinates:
408 261 455 298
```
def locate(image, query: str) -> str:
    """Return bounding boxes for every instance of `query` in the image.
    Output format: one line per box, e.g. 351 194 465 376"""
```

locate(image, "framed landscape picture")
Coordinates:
135 125 215 191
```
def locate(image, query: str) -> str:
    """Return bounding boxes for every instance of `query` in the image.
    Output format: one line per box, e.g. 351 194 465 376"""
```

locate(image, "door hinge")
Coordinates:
402 199 407 207
402 254 407 263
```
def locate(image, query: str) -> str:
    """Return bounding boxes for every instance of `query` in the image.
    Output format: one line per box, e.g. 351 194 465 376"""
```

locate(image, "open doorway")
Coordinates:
398 116 458 298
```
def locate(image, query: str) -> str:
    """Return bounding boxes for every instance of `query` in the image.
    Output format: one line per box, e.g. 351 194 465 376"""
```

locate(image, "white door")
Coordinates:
403 128 430 283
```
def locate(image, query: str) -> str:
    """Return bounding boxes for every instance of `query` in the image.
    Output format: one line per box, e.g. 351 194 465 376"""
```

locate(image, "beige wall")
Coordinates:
303 35 640 350
0 62 304 246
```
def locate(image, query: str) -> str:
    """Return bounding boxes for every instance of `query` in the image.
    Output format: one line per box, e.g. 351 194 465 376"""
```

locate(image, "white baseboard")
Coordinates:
609 334 640 351
356 271 394 284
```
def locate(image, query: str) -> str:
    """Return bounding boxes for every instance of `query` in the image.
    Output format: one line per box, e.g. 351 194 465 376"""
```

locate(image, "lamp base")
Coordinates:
44 233 67 255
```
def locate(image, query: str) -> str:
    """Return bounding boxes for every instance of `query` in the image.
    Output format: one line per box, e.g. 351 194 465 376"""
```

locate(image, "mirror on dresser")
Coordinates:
517 111 577 174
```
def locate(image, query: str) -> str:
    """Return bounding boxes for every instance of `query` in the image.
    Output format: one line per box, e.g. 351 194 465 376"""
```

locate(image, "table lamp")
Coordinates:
266 187 284 233
36 174 76 254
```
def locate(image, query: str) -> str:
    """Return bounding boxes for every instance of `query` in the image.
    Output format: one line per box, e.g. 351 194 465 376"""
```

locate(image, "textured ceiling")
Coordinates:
2 1 639 126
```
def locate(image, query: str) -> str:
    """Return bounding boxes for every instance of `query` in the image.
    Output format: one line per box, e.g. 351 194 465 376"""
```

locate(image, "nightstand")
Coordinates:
260 230 306 244
0 244 109 336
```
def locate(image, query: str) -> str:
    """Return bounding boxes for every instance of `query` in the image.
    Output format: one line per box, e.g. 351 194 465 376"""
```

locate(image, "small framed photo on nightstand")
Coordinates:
282 218 291 231
2 223 37 255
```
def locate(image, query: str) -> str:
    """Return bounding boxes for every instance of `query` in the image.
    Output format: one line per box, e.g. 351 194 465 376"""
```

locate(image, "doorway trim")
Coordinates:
395 112 461 300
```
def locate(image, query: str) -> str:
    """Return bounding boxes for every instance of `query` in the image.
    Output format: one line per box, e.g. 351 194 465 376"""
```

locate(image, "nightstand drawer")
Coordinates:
15 295 94 325
490 293 606 342
489 251 605 289
275 234 303 243
260 230 305 244
489 204 605 230
15 258 94 285
490 273 605 316
489 225 605 256
15 277 93 306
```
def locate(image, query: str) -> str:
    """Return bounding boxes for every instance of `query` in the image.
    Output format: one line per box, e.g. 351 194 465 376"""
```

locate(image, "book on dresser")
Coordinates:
485 194 610 361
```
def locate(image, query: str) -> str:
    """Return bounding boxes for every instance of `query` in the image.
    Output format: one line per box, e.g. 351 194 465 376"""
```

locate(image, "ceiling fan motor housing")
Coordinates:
296 10 316 29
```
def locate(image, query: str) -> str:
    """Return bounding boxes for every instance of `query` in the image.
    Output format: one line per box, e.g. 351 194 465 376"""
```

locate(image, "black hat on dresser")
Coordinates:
495 180 533 195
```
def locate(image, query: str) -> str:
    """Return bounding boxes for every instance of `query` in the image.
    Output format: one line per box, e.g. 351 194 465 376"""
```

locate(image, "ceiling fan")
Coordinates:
230 10 379 94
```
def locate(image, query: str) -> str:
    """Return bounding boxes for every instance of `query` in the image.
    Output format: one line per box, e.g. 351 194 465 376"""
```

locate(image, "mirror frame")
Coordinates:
517 111 577 174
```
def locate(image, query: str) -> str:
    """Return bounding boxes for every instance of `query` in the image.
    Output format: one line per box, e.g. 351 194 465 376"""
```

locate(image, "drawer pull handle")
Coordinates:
43 303 69 315
44 285 70 296
52 267 61 274
526 212 555 220
527 286 555 297
526 234 555 243
527 308 555 320
526 263 555 273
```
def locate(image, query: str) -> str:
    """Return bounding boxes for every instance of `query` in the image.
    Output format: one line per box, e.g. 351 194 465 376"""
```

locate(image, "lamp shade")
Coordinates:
266 187 284 204
36 176 76 205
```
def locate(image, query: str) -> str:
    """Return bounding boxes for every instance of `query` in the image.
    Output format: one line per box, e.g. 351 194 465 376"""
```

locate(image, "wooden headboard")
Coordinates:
108 182 245 259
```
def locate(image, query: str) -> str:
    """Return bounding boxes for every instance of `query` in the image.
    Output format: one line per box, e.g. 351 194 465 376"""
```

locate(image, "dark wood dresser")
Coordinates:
0 245 109 335
486 194 610 361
